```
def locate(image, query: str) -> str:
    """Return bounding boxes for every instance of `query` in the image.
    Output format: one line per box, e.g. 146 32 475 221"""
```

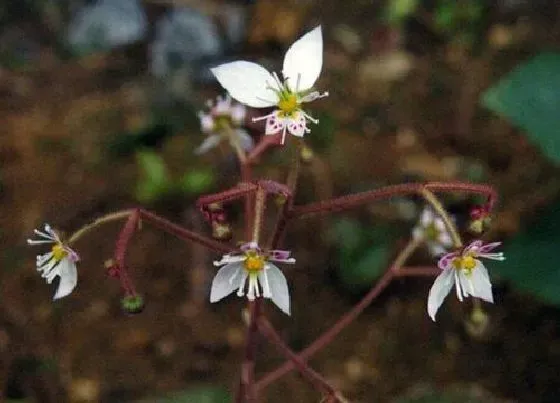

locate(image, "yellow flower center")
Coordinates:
277 93 299 116
452 254 477 274
425 223 439 241
243 251 265 273
213 115 232 132
52 244 68 262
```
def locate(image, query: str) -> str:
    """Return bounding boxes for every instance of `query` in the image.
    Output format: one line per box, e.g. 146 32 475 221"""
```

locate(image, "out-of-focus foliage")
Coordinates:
482 52 560 165
135 151 173 203
306 111 336 151
330 217 398 290
495 201 560 306
395 384 498 402
137 385 231 403
135 150 215 203
384 0 419 25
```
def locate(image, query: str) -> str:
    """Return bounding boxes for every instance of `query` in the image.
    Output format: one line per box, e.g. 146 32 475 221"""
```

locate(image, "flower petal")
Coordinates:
265 263 290 315
211 61 277 108
234 129 254 151
265 111 286 135
427 268 455 321
282 26 323 92
286 112 308 137
210 262 243 302
194 134 222 155
468 263 494 303
438 251 458 270
53 258 78 300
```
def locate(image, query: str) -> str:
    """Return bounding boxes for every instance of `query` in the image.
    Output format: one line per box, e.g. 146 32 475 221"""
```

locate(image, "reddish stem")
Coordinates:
137 209 232 253
255 269 396 392
257 317 340 400
235 300 262 403
290 182 497 218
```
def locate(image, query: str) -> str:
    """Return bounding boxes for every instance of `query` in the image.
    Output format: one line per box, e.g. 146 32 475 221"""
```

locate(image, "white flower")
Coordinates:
428 240 505 321
210 26 328 144
27 224 80 300
195 95 254 155
210 241 294 315
412 207 454 256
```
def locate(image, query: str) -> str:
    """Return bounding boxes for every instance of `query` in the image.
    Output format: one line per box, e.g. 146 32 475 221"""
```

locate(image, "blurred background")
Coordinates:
2 0 560 402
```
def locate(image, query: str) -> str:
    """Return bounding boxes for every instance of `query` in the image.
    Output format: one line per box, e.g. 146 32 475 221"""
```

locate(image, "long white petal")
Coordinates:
53 259 78 300
210 263 243 302
234 129 254 151
211 61 277 108
194 135 222 155
469 264 494 303
265 263 290 315
427 268 455 321
282 26 323 92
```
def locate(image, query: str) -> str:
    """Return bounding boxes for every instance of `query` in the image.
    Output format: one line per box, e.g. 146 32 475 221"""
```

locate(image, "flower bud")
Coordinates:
121 294 145 314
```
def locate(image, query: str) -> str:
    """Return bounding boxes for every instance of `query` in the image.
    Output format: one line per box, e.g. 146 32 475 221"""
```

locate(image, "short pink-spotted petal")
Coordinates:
265 112 286 135
438 251 458 270
287 113 307 137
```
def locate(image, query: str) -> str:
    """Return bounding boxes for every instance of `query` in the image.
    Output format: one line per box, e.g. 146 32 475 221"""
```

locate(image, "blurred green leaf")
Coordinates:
384 0 419 25
307 111 336 151
178 169 215 195
138 386 231 403
135 150 172 203
109 123 174 157
331 218 396 290
482 52 560 164
495 200 560 305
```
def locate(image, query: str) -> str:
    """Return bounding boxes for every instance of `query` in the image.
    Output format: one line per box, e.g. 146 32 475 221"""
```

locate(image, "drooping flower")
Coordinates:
27 224 80 300
210 241 294 315
428 240 505 321
195 95 254 155
412 207 454 256
210 26 328 144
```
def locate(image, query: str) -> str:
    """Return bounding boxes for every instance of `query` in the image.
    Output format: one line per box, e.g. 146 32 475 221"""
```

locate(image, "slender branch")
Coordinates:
137 209 232 253
257 317 344 401
235 300 262 403
246 135 278 165
255 238 421 391
252 187 267 243
67 210 132 245
197 182 258 209
420 188 463 248
393 266 440 277
290 182 498 219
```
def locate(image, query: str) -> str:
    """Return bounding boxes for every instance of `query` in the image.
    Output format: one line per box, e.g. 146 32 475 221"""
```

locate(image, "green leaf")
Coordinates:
135 151 172 203
178 169 215 195
138 386 231 403
307 111 336 151
384 0 419 24
495 200 560 305
330 218 395 289
482 52 560 164
338 241 391 289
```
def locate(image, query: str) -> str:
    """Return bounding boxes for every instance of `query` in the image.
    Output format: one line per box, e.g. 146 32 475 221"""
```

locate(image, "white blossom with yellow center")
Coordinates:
210 26 328 144
27 224 80 300
412 207 454 256
210 241 294 315
428 240 505 321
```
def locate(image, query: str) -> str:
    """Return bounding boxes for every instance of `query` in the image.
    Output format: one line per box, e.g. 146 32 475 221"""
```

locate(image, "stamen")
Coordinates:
302 111 319 124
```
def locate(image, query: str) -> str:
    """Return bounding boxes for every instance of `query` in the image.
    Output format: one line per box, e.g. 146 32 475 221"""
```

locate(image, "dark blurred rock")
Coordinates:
67 0 147 55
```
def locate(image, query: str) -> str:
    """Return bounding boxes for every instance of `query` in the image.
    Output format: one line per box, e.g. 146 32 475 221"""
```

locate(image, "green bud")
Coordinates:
121 295 145 314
